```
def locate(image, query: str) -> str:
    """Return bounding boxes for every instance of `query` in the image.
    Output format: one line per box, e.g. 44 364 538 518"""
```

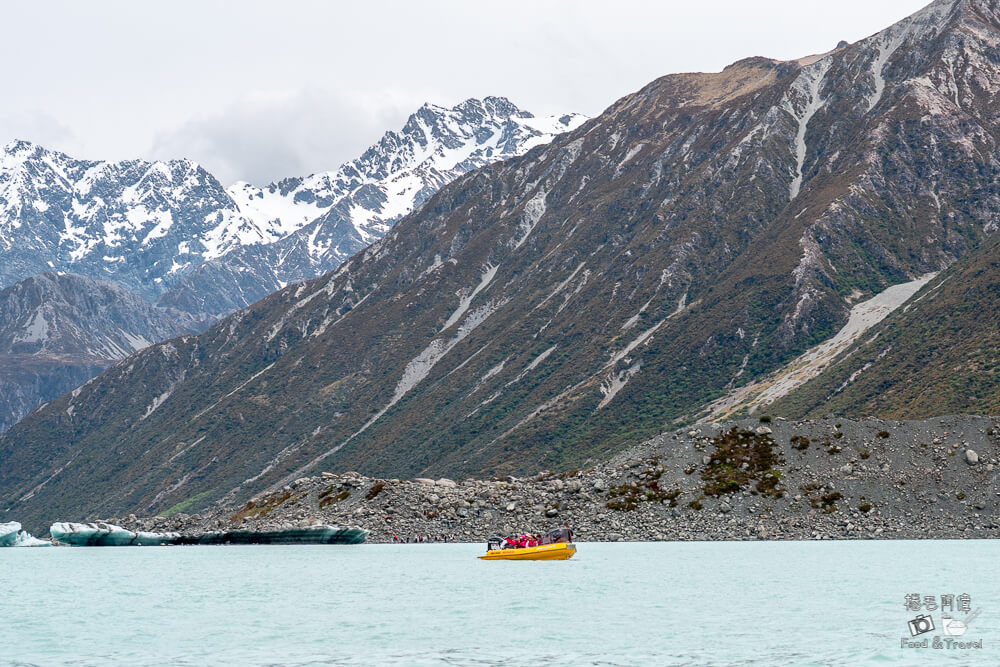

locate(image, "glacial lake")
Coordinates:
2 540 997 666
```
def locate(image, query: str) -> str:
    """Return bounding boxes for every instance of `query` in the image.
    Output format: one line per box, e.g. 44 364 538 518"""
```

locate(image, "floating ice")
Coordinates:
50 522 180 547
0 521 20 547
14 531 51 547
0 521 53 547
48 521 367 546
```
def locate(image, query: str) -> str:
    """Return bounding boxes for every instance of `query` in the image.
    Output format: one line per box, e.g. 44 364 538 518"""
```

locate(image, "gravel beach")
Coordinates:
111 416 1000 543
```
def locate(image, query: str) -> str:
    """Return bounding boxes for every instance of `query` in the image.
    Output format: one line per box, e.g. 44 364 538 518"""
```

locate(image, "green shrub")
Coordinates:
701 427 784 497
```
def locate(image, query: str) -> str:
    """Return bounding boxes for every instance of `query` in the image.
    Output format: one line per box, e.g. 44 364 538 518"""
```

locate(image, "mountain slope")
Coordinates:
769 235 1000 418
3 0 1000 526
0 273 207 432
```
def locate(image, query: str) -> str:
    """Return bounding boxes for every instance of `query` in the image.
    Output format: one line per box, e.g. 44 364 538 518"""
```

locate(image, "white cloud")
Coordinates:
149 88 436 185
0 110 78 154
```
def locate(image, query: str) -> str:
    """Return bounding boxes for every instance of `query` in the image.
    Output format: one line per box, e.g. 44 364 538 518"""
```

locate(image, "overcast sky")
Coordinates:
1 0 930 185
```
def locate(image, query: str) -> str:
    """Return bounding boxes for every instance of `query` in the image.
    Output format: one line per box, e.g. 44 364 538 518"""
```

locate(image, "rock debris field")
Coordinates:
115 416 1000 543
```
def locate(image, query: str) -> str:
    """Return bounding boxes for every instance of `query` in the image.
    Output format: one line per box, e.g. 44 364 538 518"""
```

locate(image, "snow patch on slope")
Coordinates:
140 390 172 421
867 32 906 111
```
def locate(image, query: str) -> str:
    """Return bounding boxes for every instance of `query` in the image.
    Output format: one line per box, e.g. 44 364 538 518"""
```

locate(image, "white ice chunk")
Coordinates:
0 521 21 547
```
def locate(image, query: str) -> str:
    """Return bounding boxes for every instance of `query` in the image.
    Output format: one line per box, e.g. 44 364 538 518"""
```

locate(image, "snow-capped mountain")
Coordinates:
0 141 259 302
0 98 585 316
160 97 586 315
229 97 584 240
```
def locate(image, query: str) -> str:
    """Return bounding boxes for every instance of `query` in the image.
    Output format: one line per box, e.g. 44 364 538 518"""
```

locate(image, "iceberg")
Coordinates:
48 521 367 546
50 522 179 547
183 525 369 545
1 521 53 546
14 531 52 547
0 521 21 547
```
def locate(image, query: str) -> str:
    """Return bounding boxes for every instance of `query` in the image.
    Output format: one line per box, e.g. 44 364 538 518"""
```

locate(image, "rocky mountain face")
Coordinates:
0 99 584 317
0 273 207 432
3 0 999 527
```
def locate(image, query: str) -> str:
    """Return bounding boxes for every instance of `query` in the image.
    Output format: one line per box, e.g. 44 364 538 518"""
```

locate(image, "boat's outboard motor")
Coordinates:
547 527 573 543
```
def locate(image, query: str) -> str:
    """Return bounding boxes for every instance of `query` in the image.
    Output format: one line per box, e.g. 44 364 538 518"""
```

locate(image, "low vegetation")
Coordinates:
229 490 294 521
700 427 785 498
606 460 678 511
319 487 350 508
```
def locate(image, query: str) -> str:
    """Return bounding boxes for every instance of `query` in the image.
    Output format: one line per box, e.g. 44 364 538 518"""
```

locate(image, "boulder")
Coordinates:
966 450 980 465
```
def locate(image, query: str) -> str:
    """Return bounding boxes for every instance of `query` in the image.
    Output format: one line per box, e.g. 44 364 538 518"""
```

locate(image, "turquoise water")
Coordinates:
1 541 996 665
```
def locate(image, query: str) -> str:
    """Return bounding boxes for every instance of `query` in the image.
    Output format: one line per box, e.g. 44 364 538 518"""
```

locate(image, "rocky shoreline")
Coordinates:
103 416 1000 544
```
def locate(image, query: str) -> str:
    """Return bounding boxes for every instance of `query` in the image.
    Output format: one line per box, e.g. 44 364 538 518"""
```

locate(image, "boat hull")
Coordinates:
479 542 576 560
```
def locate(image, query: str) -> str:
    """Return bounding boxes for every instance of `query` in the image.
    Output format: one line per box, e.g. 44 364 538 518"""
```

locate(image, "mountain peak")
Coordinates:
3 139 38 155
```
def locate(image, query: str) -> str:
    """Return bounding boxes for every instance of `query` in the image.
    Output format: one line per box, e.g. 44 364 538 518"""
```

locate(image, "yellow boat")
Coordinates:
479 541 576 560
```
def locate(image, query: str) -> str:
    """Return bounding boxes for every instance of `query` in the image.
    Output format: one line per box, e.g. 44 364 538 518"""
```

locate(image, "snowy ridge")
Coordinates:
0 140 260 301
226 97 585 271
0 99 585 315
